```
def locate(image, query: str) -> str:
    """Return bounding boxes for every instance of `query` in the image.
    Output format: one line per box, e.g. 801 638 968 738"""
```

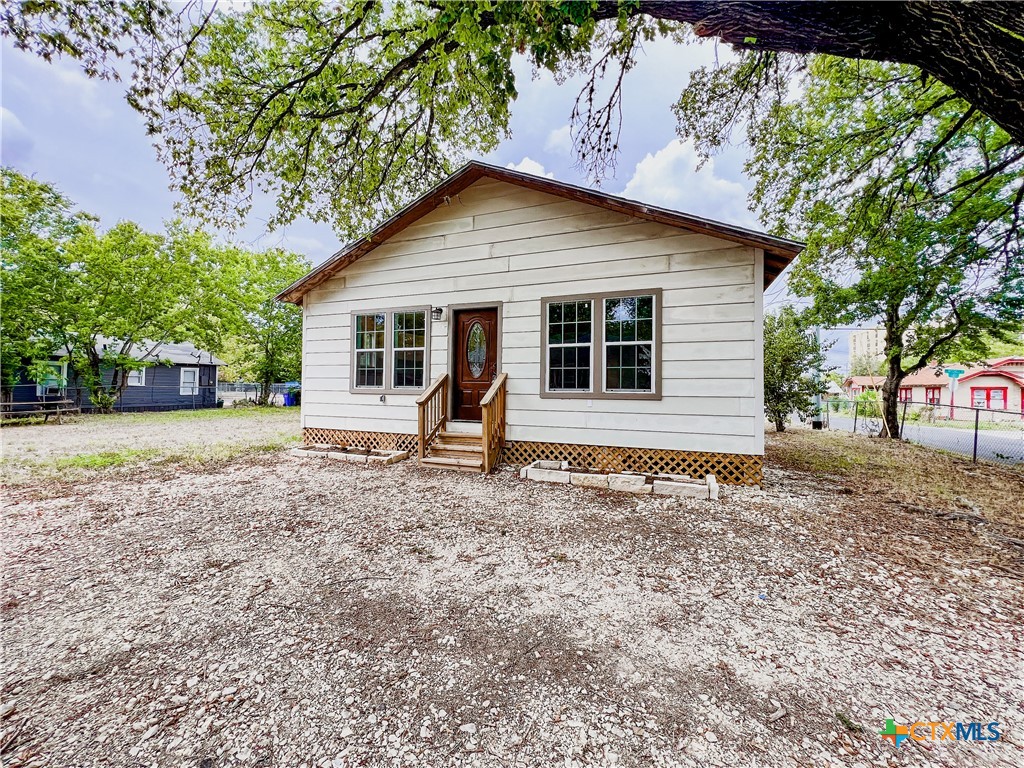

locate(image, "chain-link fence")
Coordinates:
217 382 294 406
824 398 1024 465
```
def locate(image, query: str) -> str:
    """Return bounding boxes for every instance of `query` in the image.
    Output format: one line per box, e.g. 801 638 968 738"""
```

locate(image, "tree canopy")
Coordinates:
725 57 1024 436
4 2 1022 237
0 168 305 410
763 306 830 433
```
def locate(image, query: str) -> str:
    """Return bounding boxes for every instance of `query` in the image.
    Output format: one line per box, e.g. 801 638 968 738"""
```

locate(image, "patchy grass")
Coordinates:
767 428 1024 534
53 448 162 470
74 405 299 425
1 408 300 486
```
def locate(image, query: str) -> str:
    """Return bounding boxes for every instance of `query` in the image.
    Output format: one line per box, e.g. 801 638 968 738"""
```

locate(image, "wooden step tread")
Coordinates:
438 431 483 442
431 441 484 453
421 456 483 470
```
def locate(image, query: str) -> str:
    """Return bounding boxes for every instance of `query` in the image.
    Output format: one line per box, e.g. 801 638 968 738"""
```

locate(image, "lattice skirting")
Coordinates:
302 428 762 486
302 428 418 453
500 441 762 487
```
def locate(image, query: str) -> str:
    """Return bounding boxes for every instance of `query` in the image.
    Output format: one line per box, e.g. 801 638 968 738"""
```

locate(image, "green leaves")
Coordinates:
763 307 831 431
0 167 307 409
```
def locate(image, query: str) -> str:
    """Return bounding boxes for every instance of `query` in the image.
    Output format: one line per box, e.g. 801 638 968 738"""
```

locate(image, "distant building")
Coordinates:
6 340 223 413
848 327 887 369
842 357 1024 419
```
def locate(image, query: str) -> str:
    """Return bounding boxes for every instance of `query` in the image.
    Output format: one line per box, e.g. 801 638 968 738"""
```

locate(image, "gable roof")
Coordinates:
277 161 805 304
959 368 1024 386
54 339 225 366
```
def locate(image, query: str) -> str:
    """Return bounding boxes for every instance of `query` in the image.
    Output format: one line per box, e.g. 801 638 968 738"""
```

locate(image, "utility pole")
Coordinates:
811 325 823 430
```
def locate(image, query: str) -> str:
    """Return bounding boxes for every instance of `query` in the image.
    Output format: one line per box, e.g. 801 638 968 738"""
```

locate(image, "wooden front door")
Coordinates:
453 308 498 421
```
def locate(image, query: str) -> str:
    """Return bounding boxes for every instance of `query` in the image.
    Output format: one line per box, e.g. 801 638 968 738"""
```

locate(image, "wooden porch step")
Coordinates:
430 441 483 454
437 431 483 444
420 456 483 472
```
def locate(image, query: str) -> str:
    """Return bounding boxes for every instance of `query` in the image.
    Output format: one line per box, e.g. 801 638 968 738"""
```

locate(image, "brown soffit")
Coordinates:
276 161 805 304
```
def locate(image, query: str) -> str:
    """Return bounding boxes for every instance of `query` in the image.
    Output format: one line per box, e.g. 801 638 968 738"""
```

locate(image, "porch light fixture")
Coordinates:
431 307 444 321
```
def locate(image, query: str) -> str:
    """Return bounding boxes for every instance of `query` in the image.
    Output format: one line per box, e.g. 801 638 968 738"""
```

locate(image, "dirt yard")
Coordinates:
2 413 1023 767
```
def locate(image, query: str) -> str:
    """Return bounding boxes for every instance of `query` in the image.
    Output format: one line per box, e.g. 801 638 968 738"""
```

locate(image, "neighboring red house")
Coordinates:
843 357 1024 419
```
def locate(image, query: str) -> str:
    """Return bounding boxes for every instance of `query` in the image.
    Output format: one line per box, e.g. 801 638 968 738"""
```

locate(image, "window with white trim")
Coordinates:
392 310 427 389
179 367 199 396
354 312 386 388
546 299 593 392
35 361 66 397
127 368 145 386
604 295 654 393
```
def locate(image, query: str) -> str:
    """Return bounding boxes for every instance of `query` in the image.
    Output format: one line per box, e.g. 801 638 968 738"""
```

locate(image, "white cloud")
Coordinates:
620 139 756 228
1 107 34 164
505 157 555 178
544 124 572 156
7 50 112 121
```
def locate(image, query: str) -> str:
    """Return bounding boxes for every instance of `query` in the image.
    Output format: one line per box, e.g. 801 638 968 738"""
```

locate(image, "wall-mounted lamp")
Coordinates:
431 307 444 321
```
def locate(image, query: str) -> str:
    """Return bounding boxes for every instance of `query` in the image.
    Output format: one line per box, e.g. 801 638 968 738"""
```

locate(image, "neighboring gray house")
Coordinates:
7 341 224 413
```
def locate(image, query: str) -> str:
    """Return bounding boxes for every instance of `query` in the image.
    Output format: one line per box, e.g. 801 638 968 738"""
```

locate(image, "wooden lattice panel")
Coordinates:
303 428 418 453
499 440 762 486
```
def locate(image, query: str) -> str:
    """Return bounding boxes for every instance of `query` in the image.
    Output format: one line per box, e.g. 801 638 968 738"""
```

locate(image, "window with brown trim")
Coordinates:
541 289 661 400
353 312 386 388
350 307 430 393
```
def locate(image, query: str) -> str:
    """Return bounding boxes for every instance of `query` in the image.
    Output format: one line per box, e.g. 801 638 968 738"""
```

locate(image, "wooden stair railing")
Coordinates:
480 372 508 473
416 373 449 461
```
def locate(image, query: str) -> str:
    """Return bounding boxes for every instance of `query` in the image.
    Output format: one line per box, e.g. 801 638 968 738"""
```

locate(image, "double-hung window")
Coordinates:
127 368 145 386
35 361 67 397
546 300 593 392
971 386 1007 410
351 308 430 393
542 290 660 399
604 295 655 393
179 367 199 396
353 312 386 388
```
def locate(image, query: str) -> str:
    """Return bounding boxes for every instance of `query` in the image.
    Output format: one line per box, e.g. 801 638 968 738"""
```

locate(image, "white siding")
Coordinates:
302 179 765 455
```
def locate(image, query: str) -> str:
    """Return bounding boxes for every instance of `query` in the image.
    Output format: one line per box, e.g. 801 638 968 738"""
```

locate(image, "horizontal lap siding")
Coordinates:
302 179 762 455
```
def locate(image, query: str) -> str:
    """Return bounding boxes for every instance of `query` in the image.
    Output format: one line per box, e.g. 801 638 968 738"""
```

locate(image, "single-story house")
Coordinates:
6 341 223 413
278 161 805 485
843 357 1024 418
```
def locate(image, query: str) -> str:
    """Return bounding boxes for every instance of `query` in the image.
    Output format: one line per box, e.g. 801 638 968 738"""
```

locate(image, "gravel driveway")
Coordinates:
2 432 1022 767
1 408 299 462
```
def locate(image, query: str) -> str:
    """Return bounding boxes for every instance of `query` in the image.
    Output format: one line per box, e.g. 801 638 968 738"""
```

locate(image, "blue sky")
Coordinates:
1 33 849 367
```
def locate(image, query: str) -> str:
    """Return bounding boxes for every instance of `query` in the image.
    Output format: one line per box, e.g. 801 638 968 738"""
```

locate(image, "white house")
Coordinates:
844 357 1024 419
278 162 803 485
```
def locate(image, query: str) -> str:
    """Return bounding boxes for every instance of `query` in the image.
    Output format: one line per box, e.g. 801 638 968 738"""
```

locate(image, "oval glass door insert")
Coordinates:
467 322 486 378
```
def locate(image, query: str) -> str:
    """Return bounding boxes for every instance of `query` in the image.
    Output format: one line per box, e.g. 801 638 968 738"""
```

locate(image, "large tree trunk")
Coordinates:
878 321 906 439
614 2 1024 145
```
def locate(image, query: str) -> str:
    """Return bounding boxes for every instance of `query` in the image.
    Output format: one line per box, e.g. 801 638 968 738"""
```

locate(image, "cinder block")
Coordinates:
534 460 563 470
519 466 530 479
367 450 408 465
570 472 609 488
652 480 708 498
289 448 323 458
706 474 720 500
608 474 649 493
655 473 692 482
527 467 571 484
329 451 368 464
